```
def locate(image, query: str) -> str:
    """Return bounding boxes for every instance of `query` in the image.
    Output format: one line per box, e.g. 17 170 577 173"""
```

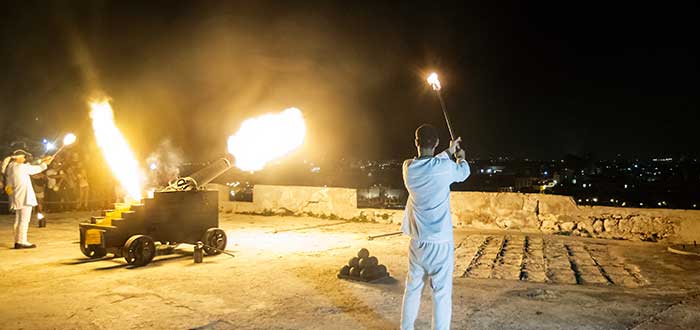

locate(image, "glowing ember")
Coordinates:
427 72 441 91
63 133 77 146
227 107 306 172
89 99 143 201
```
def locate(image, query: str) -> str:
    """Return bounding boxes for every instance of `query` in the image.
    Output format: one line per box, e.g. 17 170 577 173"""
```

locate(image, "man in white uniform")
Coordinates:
400 124 470 330
3 150 53 249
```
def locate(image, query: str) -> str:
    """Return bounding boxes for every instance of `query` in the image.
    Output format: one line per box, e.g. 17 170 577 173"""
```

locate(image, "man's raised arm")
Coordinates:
452 149 470 182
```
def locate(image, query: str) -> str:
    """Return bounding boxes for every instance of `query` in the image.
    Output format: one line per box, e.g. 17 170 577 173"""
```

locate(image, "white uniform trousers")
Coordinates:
401 239 454 330
13 206 33 244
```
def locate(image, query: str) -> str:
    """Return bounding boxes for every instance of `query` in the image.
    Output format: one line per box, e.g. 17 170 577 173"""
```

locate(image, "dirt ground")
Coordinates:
1 212 699 330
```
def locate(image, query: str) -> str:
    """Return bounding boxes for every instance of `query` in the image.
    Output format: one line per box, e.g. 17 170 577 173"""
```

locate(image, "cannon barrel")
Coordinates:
189 157 233 187
164 157 233 191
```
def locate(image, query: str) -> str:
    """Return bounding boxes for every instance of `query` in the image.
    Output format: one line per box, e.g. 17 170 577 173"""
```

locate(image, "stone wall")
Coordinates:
449 192 699 242
218 184 700 243
218 184 358 219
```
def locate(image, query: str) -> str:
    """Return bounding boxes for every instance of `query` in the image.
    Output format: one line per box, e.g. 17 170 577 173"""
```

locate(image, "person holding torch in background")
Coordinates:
400 124 470 330
2 150 54 249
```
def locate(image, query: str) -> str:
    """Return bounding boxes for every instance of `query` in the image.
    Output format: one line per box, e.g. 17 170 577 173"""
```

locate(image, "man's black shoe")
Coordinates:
14 243 36 249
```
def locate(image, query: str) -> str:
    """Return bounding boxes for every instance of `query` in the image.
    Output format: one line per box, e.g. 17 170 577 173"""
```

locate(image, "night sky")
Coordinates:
0 1 697 162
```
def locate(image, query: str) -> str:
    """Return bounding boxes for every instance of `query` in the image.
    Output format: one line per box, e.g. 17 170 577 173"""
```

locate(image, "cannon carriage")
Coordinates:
78 158 232 266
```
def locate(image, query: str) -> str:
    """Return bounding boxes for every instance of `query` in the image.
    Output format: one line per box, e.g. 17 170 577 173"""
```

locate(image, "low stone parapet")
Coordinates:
217 184 700 243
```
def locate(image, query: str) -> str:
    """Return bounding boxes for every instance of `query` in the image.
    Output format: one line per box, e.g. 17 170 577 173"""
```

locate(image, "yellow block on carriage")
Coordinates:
86 203 134 245
95 203 132 226
85 229 102 245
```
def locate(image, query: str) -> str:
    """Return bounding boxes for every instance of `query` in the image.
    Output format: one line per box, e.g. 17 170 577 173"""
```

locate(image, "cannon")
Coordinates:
78 157 233 266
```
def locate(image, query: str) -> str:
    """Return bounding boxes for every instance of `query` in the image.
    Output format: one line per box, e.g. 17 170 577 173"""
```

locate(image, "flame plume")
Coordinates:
227 107 306 172
427 72 441 91
63 133 77 146
89 99 143 201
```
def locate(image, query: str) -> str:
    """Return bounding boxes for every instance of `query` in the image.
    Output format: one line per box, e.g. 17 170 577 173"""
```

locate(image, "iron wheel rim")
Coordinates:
124 236 155 266
203 229 226 255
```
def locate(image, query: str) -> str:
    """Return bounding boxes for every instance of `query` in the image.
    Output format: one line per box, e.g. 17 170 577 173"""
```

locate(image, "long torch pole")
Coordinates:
427 72 458 143
52 133 76 158
435 89 455 141
53 145 67 158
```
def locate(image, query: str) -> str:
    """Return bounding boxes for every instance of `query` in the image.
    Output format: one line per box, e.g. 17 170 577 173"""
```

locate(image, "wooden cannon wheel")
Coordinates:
80 244 107 259
202 228 227 255
123 235 156 266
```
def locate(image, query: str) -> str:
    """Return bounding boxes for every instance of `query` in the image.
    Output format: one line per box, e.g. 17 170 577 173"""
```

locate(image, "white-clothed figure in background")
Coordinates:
400 124 470 330
3 150 53 249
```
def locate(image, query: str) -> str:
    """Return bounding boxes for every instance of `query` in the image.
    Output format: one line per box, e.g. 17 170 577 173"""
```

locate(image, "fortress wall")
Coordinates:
218 185 700 243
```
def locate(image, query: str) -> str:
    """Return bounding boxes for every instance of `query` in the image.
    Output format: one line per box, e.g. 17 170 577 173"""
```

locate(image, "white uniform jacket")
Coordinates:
401 151 470 242
6 162 47 210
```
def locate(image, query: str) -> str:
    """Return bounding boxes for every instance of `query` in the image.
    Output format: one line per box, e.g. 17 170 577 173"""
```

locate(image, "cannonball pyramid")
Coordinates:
337 248 390 282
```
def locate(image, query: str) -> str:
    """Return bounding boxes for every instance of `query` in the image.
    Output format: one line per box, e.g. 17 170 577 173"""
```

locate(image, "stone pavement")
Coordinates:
455 234 647 287
0 212 699 329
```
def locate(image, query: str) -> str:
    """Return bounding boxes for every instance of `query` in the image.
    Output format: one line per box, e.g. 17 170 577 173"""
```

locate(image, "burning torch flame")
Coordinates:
51 133 77 157
427 72 441 91
227 107 306 172
63 133 77 146
89 99 143 202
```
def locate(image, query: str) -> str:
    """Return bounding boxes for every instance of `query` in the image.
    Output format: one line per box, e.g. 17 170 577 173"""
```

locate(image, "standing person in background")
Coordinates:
45 163 60 212
400 124 470 330
2 150 53 249
31 171 47 216
1 159 6 212
77 167 90 210
63 165 78 210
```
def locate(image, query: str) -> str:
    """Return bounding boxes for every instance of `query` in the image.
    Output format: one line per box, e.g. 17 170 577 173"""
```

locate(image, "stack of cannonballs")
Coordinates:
338 248 389 282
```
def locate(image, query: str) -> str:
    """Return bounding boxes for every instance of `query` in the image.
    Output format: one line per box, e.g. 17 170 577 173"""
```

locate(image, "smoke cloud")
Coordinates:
145 139 184 188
